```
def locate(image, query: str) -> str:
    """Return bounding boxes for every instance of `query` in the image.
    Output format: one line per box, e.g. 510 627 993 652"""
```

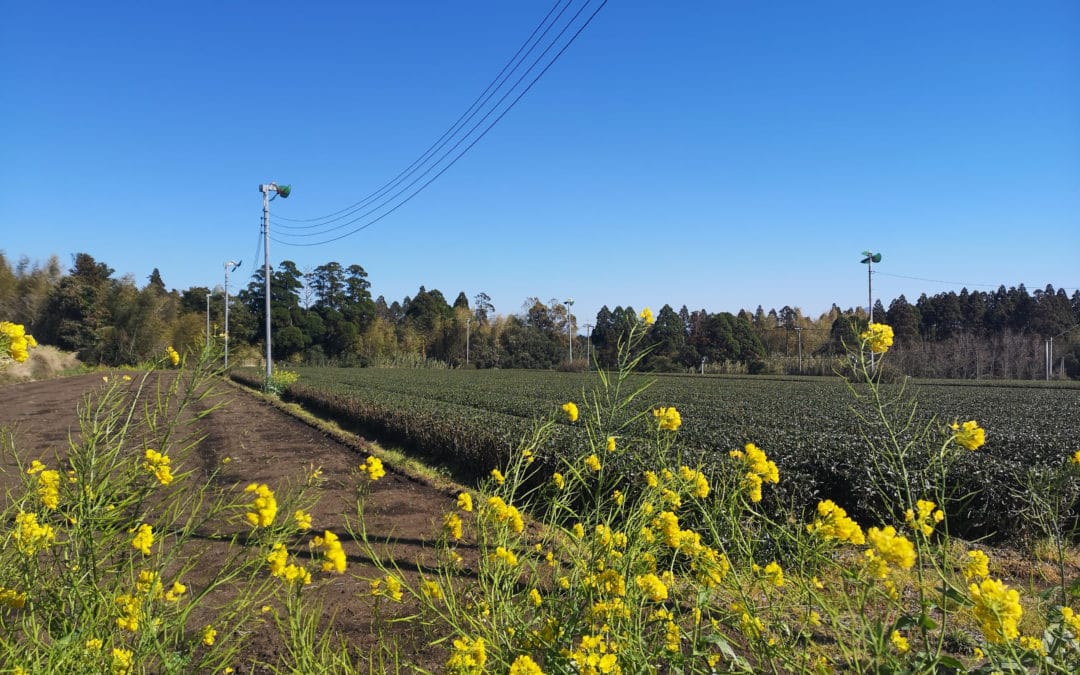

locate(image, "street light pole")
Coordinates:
224 260 240 369
584 322 593 370
259 182 291 384
860 251 882 370
565 298 574 364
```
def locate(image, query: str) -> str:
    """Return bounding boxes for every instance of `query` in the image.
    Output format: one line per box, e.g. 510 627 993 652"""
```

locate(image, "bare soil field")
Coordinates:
0 373 467 671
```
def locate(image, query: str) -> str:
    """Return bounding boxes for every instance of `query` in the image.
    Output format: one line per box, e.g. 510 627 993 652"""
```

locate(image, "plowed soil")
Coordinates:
0 373 465 672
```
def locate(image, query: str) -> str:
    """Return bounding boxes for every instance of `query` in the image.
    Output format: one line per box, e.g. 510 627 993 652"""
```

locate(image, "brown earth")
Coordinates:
0 372 470 672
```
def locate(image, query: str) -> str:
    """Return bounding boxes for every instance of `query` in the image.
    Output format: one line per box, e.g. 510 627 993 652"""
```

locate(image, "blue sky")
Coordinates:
3 1 1077 325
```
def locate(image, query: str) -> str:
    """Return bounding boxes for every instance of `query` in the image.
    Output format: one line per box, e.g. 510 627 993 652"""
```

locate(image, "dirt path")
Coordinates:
0 373 464 671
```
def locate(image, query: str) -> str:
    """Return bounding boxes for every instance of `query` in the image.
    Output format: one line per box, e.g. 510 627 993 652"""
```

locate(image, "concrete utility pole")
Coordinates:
565 298 574 364
224 260 240 368
259 182 290 383
584 322 593 370
466 317 471 364
205 293 211 348
794 326 803 374
860 250 882 370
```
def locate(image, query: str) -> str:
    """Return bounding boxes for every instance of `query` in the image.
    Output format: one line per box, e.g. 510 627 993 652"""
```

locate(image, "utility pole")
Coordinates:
466 317 471 364
565 298 574 364
584 322 593 370
224 260 240 369
259 182 290 384
794 326 803 374
860 250 882 370
205 293 211 348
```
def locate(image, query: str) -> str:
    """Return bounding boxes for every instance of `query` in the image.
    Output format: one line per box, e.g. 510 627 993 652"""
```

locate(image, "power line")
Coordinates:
275 0 575 229
272 0 608 246
877 271 1078 294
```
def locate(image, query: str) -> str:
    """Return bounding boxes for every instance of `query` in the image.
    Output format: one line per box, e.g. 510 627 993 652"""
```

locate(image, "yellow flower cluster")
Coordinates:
963 549 990 580
267 543 312 586
890 630 910 653
0 321 37 363
585 454 602 472
653 406 682 431
950 420 986 451
165 345 180 367
111 647 133 675
639 307 655 325
903 499 945 537
14 512 56 555
0 586 27 609
294 509 312 531
492 546 518 567
28 460 60 510
446 635 487 674
865 526 916 576
635 573 668 602
606 436 617 452
677 465 710 499
202 625 217 646
970 577 1022 644
131 523 154 556
860 322 894 354
490 468 506 485
360 456 385 481
729 443 779 502
562 401 579 422
244 483 278 527
444 512 464 540
552 472 565 489
569 634 621 675
1060 606 1080 637
370 575 404 601
422 579 444 601
509 654 545 674
457 492 473 512
485 496 524 533
142 449 174 486
807 499 865 545
312 530 347 574
114 593 143 632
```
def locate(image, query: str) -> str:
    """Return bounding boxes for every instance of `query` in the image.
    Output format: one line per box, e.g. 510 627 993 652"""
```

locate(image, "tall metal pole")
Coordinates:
584 322 592 370
565 298 574 364
262 186 272 383
224 260 239 369
795 326 803 374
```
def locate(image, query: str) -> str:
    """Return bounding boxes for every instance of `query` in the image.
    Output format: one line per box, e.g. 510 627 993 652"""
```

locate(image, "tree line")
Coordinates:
1 251 1077 379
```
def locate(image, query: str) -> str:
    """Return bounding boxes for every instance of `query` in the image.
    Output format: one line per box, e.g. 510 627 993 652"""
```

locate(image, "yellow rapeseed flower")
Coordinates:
807 499 865 545
585 454 602 472
446 635 486 674
904 498 945 537
244 483 278 527
111 647 134 675
653 406 682 431
963 549 990 580
890 630 910 653
970 577 1022 644
202 625 217 646
131 523 154 556
166 346 180 367
951 420 986 451
362 456 386 481
640 307 655 325
457 492 473 512
490 468 505 485
142 449 174 486
552 472 565 489
1071 450 1080 465
866 526 916 570
860 322 894 354
313 530 347 574
528 588 543 607
1 321 36 362
562 401 579 422
509 654 545 675
635 573 668 602
294 509 312 531
444 512 463 540
606 435 616 452
0 587 27 609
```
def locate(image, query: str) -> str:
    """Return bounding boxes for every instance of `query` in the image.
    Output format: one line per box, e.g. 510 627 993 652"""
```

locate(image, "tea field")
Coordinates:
235 367 1080 542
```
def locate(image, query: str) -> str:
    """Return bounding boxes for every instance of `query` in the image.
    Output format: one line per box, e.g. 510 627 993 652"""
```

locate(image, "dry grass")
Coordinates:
0 345 82 384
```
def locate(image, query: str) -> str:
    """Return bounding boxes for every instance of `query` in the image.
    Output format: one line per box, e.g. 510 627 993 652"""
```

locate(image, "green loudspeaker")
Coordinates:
276 184 292 198
860 252 881 264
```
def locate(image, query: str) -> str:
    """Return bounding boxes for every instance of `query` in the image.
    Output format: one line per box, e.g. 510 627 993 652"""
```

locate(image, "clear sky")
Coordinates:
3 1 1078 326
